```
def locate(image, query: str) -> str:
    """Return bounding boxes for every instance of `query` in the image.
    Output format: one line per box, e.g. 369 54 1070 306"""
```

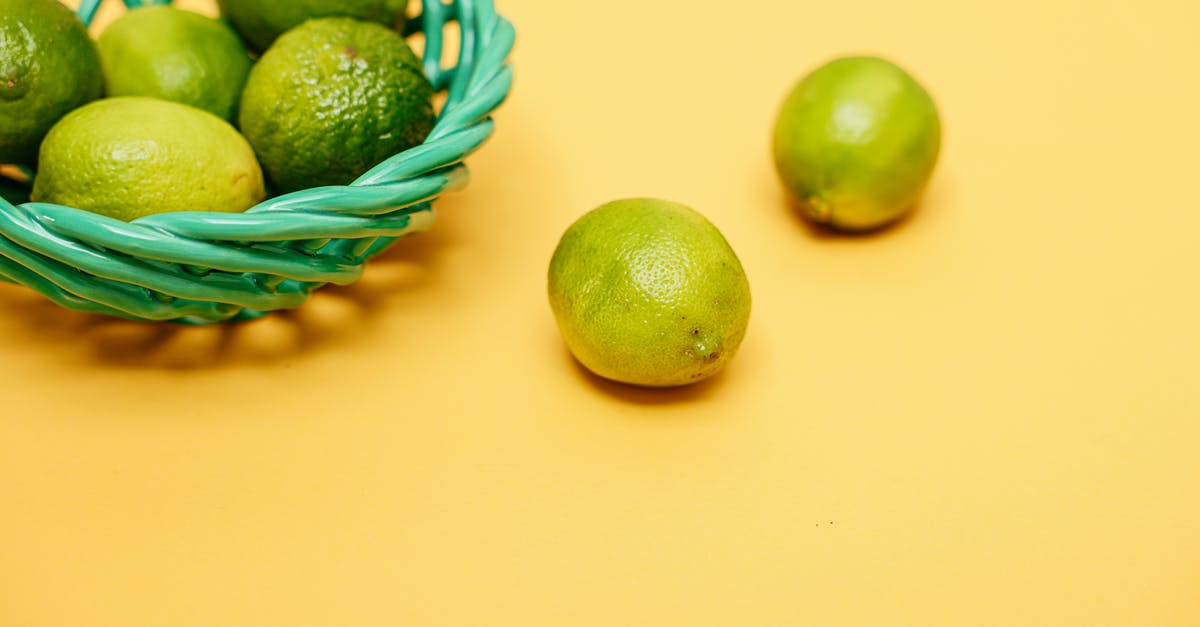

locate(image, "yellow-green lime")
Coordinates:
548 198 752 388
216 0 406 52
97 5 252 121
33 97 265 221
773 55 941 231
238 17 434 193
0 0 103 166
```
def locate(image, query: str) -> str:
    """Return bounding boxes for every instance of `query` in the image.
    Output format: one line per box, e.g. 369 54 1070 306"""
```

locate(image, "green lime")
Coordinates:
32 97 265 221
548 198 752 388
97 5 252 121
0 0 103 166
238 17 434 193
216 0 404 52
773 55 941 231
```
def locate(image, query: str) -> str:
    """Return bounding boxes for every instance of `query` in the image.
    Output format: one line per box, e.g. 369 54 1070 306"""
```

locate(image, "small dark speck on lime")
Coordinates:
344 46 357 58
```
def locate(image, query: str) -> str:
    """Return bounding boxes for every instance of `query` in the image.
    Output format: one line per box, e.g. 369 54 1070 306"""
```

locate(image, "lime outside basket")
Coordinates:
0 0 514 324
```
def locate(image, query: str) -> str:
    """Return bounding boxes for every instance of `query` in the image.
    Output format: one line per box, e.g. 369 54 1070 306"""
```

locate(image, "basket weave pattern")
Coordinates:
0 0 514 324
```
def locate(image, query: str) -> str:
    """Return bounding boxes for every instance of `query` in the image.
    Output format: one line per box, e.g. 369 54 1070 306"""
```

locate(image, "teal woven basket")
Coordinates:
0 0 514 324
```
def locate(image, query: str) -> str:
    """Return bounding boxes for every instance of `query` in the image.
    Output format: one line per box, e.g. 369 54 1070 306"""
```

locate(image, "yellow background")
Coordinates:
3 0 1199 625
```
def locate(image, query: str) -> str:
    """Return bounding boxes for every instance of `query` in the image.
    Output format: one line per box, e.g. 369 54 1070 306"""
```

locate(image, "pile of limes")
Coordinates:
0 0 434 221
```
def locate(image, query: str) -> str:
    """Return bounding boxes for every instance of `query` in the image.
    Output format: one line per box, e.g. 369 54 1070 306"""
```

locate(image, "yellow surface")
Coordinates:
2 1 1199 625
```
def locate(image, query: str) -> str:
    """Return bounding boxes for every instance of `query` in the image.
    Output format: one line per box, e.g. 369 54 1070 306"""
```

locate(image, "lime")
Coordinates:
0 0 103 166
548 198 752 388
32 97 265 221
238 17 434 193
216 0 404 52
773 55 941 231
97 6 252 121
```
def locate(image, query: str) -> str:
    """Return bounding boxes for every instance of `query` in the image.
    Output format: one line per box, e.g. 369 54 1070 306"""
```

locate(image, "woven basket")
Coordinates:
0 0 514 324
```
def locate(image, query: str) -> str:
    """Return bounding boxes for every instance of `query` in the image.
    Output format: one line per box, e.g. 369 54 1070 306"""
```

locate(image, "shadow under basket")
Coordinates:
0 0 515 324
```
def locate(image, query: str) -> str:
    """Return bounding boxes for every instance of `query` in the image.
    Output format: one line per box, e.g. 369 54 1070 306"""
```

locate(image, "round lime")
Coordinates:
773 55 941 231
33 97 265 221
97 5 252 121
548 198 752 388
238 17 434 193
0 0 103 166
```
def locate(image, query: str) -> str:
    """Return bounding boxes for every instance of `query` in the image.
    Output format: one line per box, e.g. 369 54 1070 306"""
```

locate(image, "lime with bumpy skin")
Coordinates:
238 17 434 193
773 55 941 231
216 0 405 52
0 0 103 166
32 97 265 221
97 6 252 121
548 198 752 388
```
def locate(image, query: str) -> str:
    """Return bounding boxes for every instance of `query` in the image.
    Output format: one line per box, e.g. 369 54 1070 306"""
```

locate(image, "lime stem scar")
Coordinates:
803 196 833 223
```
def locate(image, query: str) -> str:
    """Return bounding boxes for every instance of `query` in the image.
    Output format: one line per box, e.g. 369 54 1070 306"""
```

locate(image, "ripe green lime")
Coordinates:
0 0 103 166
97 5 252 121
773 55 941 231
32 97 265 221
216 0 405 52
238 17 434 193
548 198 752 388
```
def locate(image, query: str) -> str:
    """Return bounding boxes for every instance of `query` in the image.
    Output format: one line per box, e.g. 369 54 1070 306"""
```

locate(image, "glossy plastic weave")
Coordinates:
0 0 514 323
